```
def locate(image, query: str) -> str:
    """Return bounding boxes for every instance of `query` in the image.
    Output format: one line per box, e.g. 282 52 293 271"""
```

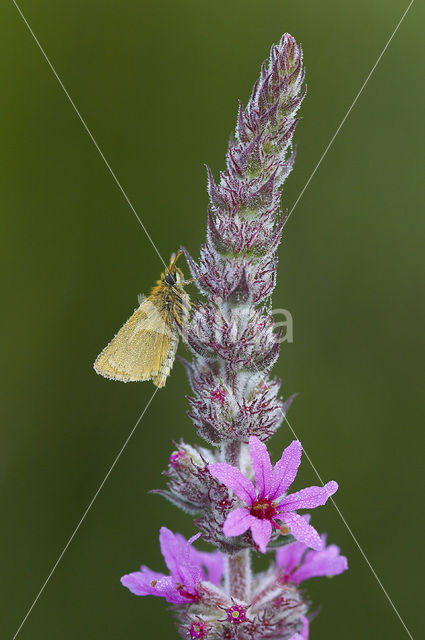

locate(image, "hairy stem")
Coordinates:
226 549 251 601
222 440 252 601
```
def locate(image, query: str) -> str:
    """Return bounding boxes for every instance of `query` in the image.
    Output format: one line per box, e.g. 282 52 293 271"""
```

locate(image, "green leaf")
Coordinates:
266 534 295 549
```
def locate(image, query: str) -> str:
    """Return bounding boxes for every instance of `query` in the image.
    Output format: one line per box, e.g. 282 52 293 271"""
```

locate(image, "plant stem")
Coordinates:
226 549 251 601
222 439 251 601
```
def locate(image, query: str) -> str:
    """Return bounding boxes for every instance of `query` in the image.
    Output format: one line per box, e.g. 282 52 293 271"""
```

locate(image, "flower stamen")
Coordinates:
250 498 278 520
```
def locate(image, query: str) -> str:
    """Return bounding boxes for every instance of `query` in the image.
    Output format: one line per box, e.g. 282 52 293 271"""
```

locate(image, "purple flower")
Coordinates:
120 527 224 603
277 529 348 583
208 437 338 553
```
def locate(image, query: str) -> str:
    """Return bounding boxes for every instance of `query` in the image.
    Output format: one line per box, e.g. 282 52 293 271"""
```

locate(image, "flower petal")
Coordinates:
120 571 190 603
223 507 255 537
280 512 323 550
276 514 311 573
190 547 224 585
159 527 201 592
270 440 302 500
120 567 165 596
276 539 306 574
159 527 188 577
279 481 338 511
150 575 193 604
249 436 273 498
188 532 202 545
209 462 256 504
250 518 273 553
292 544 348 583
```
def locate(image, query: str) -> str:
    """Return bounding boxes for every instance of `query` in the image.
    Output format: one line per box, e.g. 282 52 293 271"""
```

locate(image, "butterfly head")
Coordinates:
163 251 184 287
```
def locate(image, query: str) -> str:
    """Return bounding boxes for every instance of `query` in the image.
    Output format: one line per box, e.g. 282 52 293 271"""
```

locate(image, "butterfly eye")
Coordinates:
165 272 176 285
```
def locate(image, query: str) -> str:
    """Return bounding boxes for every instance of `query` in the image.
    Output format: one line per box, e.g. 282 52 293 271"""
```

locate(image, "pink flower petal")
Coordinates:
120 567 165 596
292 543 348 583
159 527 201 593
187 532 202 545
120 571 190 604
281 512 323 550
209 462 256 504
223 507 255 537
279 480 338 511
276 539 306 573
250 518 273 553
189 547 224 585
276 514 312 573
270 440 302 500
159 527 189 578
150 575 192 604
249 436 273 498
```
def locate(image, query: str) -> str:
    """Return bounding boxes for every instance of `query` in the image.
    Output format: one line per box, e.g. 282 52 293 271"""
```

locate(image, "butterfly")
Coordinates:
94 251 191 387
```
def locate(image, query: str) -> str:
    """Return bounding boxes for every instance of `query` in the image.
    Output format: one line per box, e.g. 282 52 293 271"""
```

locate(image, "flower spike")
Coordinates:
119 32 346 640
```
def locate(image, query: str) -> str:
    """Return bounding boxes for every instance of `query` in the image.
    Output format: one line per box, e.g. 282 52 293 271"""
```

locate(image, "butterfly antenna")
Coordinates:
167 250 182 274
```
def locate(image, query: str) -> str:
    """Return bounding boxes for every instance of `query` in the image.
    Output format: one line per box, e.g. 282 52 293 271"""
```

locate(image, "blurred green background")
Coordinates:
1 1 423 638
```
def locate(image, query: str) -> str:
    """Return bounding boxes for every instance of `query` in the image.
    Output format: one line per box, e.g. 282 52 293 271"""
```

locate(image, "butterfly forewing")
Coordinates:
94 252 191 388
94 297 173 383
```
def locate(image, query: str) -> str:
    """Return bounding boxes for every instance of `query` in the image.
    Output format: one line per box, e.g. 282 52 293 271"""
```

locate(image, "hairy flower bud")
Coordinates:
183 34 305 446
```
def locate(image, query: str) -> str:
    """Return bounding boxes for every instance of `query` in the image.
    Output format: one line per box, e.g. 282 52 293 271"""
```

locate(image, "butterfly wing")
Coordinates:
94 296 173 384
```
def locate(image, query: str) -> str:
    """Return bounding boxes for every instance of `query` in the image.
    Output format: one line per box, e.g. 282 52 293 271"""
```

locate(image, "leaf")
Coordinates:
266 534 296 549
